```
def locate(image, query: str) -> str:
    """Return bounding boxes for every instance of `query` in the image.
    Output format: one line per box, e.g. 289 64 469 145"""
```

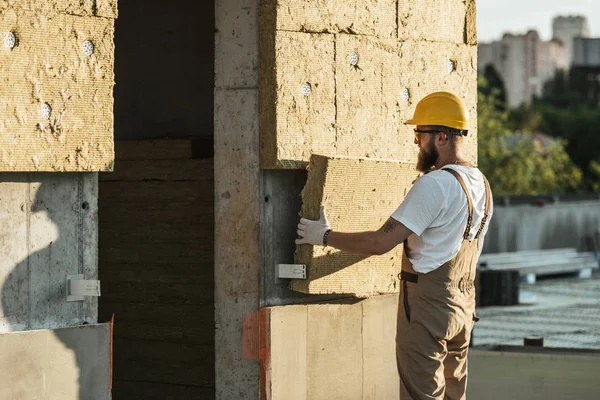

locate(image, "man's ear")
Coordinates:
438 132 448 144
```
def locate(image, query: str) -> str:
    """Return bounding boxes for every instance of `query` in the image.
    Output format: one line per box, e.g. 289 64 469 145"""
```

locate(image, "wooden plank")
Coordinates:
98 201 213 215
100 280 212 305
99 243 212 264
112 338 214 386
99 181 211 203
100 226 212 245
114 138 213 161
100 159 214 182
110 320 213 345
112 380 214 400
100 302 214 330
99 263 213 281
99 205 213 225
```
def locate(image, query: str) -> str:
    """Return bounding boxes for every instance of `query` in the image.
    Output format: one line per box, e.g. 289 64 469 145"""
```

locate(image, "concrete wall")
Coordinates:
0 3 116 171
0 173 98 332
0 323 111 400
214 0 261 398
483 200 600 253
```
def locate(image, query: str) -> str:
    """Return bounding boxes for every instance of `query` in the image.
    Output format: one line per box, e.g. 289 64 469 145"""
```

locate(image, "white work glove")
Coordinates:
296 205 331 245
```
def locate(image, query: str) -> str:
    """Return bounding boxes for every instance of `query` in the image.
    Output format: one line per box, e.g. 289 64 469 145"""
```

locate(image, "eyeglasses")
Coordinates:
413 129 441 140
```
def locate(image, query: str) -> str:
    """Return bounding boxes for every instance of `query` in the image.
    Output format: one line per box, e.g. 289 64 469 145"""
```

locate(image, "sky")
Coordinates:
477 0 600 42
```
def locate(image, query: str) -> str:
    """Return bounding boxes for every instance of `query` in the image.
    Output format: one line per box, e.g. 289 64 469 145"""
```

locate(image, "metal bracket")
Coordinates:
66 274 101 302
277 264 307 279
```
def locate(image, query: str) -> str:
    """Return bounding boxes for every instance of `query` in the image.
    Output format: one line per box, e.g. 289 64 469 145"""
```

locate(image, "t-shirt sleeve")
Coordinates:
391 175 446 236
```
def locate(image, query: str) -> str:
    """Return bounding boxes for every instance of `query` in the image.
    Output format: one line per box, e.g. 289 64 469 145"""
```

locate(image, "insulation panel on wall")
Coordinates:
262 0 397 38
398 0 467 44
292 155 420 296
0 8 115 171
260 32 478 168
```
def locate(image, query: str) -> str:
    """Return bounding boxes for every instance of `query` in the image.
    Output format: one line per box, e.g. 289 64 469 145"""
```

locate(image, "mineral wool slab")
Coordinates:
398 0 466 44
262 0 397 39
0 10 115 171
0 1 96 17
335 35 402 161
397 41 478 165
465 0 477 45
261 33 478 168
292 155 420 296
260 31 336 169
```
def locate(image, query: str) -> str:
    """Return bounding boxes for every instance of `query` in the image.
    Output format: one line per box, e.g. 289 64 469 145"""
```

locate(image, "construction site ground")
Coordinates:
473 270 600 350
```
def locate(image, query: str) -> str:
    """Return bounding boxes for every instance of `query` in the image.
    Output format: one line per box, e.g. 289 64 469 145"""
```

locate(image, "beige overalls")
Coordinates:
396 168 491 400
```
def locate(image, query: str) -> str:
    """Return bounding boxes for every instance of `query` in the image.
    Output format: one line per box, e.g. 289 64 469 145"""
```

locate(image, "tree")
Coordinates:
478 76 583 195
480 65 507 107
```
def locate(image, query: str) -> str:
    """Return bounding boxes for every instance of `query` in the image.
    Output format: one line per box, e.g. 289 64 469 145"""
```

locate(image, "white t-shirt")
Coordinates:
391 165 493 274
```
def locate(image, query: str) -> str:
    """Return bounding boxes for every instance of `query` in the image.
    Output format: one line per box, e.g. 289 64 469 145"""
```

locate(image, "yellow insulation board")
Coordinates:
398 0 467 44
261 32 478 168
261 0 397 39
0 9 115 171
0 1 118 18
292 155 420 296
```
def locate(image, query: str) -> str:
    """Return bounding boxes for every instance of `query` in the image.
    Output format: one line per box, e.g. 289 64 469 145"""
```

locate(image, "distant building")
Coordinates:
553 16 590 66
478 31 566 108
572 37 600 68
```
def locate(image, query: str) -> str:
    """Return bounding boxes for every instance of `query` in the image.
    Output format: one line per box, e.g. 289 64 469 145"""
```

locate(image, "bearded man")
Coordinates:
295 92 494 400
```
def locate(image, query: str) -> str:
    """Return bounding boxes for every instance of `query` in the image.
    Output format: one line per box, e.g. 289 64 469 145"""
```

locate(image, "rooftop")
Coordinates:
473 271 600 349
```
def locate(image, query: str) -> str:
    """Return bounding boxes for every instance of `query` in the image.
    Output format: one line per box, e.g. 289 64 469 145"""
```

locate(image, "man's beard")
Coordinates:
416 140 439 173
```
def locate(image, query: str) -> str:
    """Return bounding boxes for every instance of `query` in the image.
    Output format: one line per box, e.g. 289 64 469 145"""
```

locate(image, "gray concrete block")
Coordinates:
0 323 110 400
265 296 401 400
362 294 399 399
306 303 363 400
270 306 308 400
0 173 98 332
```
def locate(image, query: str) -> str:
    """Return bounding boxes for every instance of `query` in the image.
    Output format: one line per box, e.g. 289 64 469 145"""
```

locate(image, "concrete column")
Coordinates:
0 173 98 332
214 0 260 399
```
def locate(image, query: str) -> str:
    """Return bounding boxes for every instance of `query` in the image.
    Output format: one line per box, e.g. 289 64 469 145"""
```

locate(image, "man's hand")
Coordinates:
296 205 331 246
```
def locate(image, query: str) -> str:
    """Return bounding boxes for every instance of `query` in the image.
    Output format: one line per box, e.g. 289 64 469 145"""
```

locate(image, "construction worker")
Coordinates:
296 91 493 400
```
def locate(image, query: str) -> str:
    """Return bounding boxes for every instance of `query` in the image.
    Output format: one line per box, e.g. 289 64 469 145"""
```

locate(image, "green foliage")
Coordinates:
506 69 600 190
477 76 583 195
590 161 600 192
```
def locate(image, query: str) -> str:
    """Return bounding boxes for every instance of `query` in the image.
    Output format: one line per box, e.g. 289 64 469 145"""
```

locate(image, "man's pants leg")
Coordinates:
442 323 472 400
397 284 446 400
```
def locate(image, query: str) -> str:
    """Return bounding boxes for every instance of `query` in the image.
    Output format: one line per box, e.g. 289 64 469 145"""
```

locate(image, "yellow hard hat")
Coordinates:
406 91 469 130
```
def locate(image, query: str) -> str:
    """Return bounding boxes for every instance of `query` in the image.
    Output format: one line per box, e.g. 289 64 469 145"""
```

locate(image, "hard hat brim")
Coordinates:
405 118 469 130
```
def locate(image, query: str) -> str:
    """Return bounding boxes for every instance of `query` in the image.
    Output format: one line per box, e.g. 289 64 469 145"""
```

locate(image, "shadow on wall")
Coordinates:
0 176 96 399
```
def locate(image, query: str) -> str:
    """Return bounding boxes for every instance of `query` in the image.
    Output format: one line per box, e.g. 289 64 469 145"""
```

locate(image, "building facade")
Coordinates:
553 15 590 66
479 30 566 108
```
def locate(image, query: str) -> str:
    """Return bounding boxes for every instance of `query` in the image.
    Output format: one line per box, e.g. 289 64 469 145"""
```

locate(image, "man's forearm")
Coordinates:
326 230 386 256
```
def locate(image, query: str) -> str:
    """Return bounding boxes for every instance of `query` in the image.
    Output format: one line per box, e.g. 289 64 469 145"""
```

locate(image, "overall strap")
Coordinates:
475 174 492 240
442 168 473 240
